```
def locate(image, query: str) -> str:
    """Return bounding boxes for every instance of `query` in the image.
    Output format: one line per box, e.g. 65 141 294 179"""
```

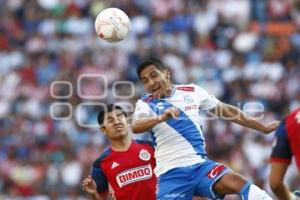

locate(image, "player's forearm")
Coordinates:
271 183 292 200
215 103 267 132
132 117 162 133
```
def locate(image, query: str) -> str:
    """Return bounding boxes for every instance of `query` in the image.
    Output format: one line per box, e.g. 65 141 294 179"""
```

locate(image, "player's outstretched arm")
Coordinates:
211 102 280 134
82 175 103 200
132 108 179 133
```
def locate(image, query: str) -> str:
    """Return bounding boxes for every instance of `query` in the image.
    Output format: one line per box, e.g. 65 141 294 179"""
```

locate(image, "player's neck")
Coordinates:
160 84 174 98
111 136 132 152
167 84 174 96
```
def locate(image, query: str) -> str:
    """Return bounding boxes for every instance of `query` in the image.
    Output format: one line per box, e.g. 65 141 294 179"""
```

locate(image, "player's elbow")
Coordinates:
131 123 141 134
214 102 234 119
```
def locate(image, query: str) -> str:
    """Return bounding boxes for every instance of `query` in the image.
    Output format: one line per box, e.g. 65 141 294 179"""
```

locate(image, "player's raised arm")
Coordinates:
211 102 280 134
131 113 161 133
131 108 179 133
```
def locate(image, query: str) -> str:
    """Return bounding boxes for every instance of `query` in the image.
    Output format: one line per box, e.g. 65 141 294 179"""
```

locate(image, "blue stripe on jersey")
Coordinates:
92 149 111 193
275 121 287 137
147 100 207 155
135 139 155 149
239 182 251 200
149 130 157 147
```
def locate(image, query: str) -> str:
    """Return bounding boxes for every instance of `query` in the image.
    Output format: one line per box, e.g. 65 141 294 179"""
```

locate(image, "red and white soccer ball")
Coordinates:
95 8 131 43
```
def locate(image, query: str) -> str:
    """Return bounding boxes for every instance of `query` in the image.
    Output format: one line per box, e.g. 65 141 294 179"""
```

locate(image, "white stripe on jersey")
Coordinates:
152 121 206 176
133 84 219 177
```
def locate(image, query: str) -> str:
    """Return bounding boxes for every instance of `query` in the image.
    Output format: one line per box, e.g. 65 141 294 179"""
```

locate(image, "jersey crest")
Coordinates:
139 149 151 161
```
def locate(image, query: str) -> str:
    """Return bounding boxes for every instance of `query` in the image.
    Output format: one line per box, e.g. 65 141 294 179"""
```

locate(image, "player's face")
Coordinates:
101 110 128 140
139 65 172 98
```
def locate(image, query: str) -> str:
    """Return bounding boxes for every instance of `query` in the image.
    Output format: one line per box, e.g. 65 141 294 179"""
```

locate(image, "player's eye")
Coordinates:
150 73 158 78
141 78 148 84
117 114 124 119
107 118 114 123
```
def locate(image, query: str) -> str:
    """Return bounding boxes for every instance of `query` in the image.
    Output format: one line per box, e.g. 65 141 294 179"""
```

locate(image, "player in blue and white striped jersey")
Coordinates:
132 58 279 200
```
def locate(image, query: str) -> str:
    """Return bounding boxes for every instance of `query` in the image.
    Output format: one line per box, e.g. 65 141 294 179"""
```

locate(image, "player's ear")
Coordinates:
100 127 106 135
164 69 171 79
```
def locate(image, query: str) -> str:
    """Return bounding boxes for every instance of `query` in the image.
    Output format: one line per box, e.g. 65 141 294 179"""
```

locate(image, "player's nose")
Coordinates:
113 117 122 125
148 78 156 87
150 82 159 91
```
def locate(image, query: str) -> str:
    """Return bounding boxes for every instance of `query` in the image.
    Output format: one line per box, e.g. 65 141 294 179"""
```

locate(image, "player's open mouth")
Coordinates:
152 87 160 93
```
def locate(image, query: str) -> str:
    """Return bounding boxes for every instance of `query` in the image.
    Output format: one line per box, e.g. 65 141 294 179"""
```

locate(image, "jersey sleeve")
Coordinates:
135 139 155 149
270 121 292 164
132 99 156 122
191 84 220 110
92 159 109 193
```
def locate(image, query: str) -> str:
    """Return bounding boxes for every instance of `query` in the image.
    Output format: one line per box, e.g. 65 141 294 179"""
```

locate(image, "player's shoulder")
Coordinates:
133 140 155 149
134 139 154 146
286 108 300 122
93 148 112 168
274 121 288 137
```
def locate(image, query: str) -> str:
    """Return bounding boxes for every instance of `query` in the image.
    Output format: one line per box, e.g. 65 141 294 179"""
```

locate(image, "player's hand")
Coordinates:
82 175 97 195
158 108 180 122
262 121 280 134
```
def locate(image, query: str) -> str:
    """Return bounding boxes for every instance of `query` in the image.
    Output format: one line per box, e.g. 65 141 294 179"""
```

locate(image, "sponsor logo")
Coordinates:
206 164 225 179
176 86 195 92
184 104 197 111
111 162 119 169
164 193 186 198
116 164 152 187
144 96 154 103
139 149 151 161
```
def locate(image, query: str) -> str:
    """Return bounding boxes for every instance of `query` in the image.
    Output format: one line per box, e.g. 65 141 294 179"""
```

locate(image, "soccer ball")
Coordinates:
95 8 131 43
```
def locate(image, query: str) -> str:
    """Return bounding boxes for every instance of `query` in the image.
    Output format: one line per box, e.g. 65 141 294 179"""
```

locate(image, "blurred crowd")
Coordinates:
0 0 300 199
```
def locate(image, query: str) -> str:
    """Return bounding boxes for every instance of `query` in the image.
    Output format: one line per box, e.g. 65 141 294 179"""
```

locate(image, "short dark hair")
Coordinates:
136 58 167 78
97 104 127 126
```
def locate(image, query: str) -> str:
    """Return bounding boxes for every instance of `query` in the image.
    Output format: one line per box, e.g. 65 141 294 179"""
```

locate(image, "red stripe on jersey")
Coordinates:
270 157 291 164
206 164 226 179
176 86 195 92
143 96 154 103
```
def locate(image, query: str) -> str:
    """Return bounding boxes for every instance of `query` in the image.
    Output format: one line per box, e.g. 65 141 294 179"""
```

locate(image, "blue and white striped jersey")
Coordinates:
132 84 220 176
